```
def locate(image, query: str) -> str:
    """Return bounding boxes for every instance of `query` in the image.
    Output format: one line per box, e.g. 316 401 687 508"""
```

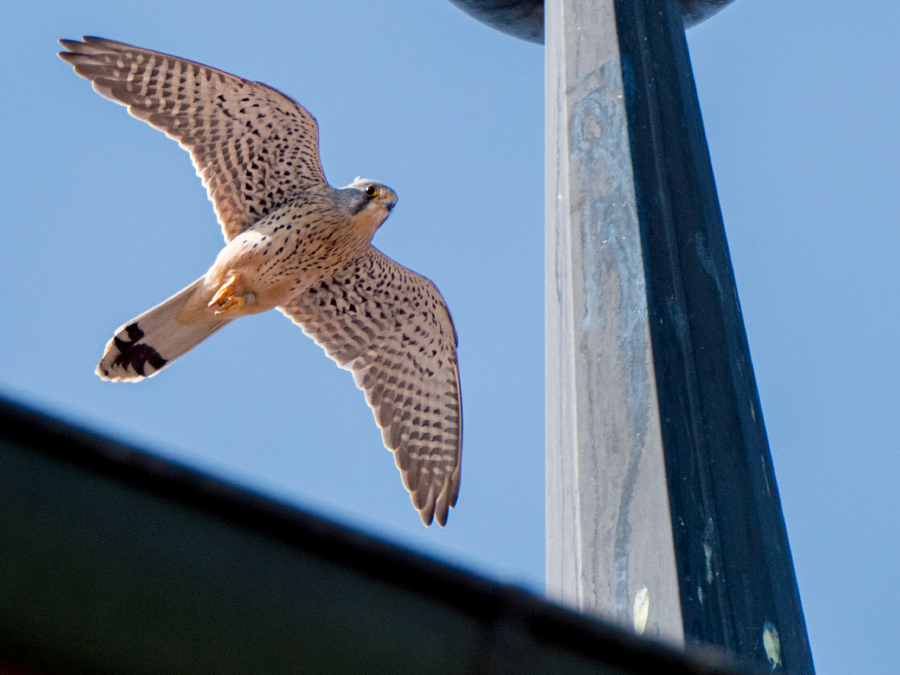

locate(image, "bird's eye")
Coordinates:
364 184 378 198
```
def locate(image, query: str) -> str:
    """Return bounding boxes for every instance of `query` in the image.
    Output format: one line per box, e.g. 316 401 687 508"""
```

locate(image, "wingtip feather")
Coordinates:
449 467 461 508
434 483 450 527
58 36 110 56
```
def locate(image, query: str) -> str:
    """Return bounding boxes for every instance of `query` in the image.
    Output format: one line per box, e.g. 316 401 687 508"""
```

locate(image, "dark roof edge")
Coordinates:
0 396 746 675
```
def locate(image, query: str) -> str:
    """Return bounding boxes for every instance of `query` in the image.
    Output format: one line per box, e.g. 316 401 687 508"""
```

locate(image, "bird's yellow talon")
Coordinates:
214 295 245 315
209 275 238 307
208 275 246 315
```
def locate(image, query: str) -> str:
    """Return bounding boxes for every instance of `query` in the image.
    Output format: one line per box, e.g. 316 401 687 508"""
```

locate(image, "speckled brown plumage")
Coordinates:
59 36 325 241
281 249 462 526
59 37 463 526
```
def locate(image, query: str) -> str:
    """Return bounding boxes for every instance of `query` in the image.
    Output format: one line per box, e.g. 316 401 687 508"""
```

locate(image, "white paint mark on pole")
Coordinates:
763 621 782 670
633 586 650 635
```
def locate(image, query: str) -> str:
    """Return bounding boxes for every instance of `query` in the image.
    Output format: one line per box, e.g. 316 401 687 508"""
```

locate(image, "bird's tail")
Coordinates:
97 278 229 382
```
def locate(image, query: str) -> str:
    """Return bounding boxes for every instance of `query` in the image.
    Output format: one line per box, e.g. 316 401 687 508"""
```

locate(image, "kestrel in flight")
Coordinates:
59 37 462 526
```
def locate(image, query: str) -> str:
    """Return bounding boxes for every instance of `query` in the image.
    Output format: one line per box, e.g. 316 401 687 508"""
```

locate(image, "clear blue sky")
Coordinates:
1 1 897 673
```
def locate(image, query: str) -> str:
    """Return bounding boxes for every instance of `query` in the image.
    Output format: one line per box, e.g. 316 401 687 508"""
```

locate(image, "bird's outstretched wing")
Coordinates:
59 37 327 241
280 249 462 526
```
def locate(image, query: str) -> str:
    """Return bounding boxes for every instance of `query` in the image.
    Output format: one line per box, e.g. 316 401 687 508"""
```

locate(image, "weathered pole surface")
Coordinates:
448 1 815 673
544 0 685 645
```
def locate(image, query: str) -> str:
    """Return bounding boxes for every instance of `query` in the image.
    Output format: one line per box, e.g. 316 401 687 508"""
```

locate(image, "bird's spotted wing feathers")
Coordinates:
59 37 327 240
280 249 462 526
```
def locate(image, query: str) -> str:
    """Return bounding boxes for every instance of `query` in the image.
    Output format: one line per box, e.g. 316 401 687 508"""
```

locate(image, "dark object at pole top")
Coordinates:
448 0 736 43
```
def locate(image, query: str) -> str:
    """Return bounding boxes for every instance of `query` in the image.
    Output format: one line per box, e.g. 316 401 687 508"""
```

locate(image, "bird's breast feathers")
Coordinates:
175 201 383 324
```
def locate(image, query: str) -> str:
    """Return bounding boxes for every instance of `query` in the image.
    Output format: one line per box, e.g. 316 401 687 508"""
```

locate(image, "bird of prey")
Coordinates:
59 37 462 527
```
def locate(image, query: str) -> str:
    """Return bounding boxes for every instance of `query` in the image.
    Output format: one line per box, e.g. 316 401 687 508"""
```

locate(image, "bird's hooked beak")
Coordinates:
381 189 397 212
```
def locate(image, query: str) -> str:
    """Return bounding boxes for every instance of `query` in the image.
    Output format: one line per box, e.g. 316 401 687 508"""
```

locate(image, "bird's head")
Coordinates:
342 177 397 220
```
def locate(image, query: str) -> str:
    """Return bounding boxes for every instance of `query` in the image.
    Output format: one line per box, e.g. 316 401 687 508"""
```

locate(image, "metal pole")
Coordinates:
544 0 684 644
449 1 815 672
